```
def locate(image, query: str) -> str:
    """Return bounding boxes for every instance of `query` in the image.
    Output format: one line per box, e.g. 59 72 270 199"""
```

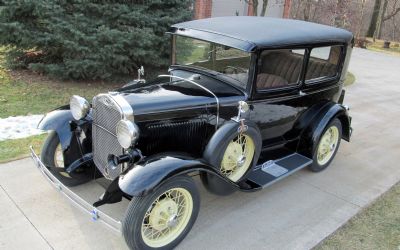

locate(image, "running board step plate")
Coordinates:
246 153 312 188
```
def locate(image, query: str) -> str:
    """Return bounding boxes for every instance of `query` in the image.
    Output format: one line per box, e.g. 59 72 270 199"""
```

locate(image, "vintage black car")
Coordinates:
31 17 353 249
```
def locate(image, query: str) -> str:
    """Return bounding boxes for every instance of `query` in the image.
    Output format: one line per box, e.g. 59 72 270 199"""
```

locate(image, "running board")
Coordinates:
246 153 312 188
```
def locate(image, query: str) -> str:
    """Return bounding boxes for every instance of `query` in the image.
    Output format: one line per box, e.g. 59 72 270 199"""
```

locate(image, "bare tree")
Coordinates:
390 0 399 40
243 0 269 16
243 0 259 16
260 0 269 16
367 0 382 37
289 0 399 42
357 0 367 38
376 0 389 40
383 0 400 21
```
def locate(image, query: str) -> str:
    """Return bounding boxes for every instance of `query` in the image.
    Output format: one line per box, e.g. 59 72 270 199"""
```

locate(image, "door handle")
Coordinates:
299 90 306 96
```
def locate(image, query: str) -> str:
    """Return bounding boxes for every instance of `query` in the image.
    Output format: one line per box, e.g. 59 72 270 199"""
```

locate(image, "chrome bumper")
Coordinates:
29 146 122 233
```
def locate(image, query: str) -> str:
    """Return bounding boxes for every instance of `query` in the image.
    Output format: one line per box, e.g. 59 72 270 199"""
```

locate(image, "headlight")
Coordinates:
70 95 90 120
116 119 139 149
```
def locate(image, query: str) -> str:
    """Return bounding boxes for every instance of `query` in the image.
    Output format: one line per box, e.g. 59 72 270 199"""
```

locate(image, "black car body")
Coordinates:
31 17 353 250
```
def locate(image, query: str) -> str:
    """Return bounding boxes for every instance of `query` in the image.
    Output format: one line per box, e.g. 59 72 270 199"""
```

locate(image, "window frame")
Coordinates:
304 44 346 86
250 46 308 99
171 34 253 90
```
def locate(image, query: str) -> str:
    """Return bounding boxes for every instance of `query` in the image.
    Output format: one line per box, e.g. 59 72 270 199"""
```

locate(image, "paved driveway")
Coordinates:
1 48 400 250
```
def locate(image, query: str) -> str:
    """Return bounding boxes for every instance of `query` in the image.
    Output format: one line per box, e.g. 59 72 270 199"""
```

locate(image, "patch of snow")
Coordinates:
0 115 45 141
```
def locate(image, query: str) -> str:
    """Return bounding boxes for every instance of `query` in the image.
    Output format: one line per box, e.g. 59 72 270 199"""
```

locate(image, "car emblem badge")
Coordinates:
103 97 112 106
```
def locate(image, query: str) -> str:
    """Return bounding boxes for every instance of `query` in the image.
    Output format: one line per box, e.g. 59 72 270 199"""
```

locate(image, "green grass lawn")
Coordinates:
0 47 120 162
315 181 400 250
0 69 119 118
0 133 47 163
365 38 400 56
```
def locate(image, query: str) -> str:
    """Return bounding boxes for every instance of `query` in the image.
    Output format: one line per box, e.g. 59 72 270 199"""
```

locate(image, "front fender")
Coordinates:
38 106 73 150
118 154 236 197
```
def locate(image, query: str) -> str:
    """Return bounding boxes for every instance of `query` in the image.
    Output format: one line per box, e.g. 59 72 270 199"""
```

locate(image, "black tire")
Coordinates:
122 175 200 250
309 118 342 172
40 131 88 186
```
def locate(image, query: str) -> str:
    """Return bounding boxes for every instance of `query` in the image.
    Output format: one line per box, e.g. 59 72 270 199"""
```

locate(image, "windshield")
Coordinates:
173 36 251 89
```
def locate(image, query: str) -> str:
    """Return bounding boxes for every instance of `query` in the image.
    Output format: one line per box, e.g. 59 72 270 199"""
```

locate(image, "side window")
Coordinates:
306 46 342 82
256 49 305 90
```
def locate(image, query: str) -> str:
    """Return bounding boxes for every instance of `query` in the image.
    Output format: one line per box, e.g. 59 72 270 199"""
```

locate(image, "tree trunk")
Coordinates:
367 0 382 37
378 0 389 38
303 0 312 21
393 15 397 41
373 0 387 41
334 0 349 28
260 0 269 16
356 0 366 39
253 0 259 16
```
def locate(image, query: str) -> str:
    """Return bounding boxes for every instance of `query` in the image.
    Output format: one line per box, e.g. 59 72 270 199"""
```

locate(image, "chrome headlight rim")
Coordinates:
116 119 139 149
70 95 90 120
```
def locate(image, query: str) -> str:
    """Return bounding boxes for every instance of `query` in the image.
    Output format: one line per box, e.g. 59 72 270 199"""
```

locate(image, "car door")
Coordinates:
248 48 309 147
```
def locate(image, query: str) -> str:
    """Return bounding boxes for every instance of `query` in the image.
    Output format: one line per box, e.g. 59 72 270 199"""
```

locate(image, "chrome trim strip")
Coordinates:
29 146 122 234
158 74 220 130
93 93 134 122
108 92 134 122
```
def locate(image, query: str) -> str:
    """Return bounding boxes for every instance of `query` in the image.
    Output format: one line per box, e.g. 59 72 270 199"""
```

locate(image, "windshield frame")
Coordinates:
171 34 253 90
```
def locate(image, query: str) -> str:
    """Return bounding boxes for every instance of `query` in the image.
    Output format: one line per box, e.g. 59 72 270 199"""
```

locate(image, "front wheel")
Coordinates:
122 175 200 250
41 131 87 186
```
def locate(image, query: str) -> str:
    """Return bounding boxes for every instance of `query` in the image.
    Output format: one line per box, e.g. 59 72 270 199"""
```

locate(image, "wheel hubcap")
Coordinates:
317 126 339 165
148 198 178 231
221 134 255 182
141 188 193 248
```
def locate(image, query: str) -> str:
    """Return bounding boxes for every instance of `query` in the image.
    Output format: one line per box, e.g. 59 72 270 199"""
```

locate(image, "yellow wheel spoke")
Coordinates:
220 134 255 182
141 188 193 248
317 126 339 165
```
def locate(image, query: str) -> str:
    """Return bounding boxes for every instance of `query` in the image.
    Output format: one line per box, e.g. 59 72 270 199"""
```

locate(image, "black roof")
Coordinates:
170 16 353 52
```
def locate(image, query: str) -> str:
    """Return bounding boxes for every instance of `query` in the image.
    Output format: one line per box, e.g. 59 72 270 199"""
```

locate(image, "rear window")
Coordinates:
305 46 342 82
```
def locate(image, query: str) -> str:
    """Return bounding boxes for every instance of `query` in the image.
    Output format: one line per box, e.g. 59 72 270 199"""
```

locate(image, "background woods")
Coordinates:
289 0 400 42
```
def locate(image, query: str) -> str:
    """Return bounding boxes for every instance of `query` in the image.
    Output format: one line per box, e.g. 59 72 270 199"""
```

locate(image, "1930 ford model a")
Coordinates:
30 17 353 249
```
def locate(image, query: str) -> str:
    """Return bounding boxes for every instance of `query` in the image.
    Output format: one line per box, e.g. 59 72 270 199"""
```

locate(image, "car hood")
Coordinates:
119 76 244 119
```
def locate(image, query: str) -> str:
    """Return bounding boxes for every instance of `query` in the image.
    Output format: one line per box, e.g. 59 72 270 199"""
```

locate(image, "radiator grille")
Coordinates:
92 94 124 180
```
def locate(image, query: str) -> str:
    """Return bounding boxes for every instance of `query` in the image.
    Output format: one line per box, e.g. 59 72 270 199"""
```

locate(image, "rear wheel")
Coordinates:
122 175 200 250
309 118 342 172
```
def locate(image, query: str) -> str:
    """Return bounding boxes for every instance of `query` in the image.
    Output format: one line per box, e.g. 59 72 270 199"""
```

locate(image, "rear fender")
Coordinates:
38 106 73 150
118 153 238 197
298 102 351 157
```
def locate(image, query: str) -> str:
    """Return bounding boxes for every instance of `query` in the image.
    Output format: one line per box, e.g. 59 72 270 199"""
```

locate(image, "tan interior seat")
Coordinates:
259 51 303 84
257 50 337 89
256 73 288 89
305 58 336 80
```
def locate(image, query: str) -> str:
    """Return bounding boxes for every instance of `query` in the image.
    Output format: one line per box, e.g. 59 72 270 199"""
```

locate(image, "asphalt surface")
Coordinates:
1 48 400 250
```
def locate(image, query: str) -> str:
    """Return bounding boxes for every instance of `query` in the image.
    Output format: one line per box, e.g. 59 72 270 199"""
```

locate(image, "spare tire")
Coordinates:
202 121 262 194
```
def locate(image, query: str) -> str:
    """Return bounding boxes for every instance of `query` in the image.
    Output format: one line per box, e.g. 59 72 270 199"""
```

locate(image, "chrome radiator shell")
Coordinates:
92 94 132 180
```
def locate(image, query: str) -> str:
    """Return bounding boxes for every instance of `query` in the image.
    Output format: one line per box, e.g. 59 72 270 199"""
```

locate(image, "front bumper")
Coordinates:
29 146 122 233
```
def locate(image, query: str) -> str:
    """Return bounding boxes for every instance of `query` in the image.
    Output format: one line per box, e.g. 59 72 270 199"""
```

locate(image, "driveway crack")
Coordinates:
0 184 54 249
